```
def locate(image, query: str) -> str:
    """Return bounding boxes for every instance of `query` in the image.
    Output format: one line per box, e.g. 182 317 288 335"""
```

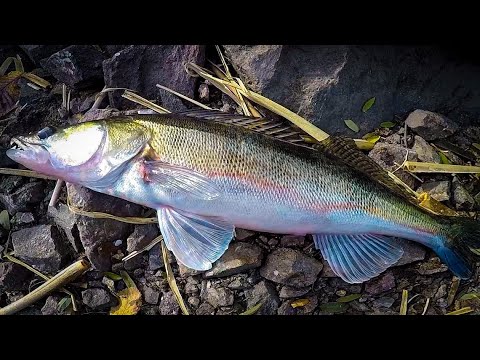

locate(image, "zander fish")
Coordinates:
6 110 480 283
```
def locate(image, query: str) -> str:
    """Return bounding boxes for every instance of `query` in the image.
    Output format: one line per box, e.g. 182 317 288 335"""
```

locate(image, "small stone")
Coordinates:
280 235 306 248
336 289 347 297
412 136 441 163
40 45 106 89
48 203 82 253
0 262 32 291
371 296 395 308
452 178 475 211
185 282 199 295
127 224 159 253
178 263 203 277
245 280 280 315
159 291 180 315
365 271 395 295
405 110 459 141
41 295 70 315
394 240 427 266
11 224 71 274
417 181 450 202
267 238 279 247
260 248 323 288
279 286 310 299
417 257 449 275
434 284 448 302
196 302 215 315
101 277 116 293
11 212 35 226
235 228 255 241
205 242 264 278
227 276 250 290
321 261 338 278
114 240 123 247
188 296 200 308
148 244 163 271
198 83 210 102
0 182 45 215
204 287 234 308
143 286 161 305
81 288 116 310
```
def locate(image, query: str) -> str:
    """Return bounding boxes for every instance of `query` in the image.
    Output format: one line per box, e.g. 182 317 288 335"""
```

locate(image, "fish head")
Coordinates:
7 120 149 183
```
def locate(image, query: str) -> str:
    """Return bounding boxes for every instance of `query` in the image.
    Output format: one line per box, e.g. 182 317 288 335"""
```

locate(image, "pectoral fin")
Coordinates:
313 234 404 284
143 160 220 200
157 207 235 271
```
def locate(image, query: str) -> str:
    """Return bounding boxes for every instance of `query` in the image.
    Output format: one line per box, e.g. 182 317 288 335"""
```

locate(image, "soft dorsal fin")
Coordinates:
179 109 419 205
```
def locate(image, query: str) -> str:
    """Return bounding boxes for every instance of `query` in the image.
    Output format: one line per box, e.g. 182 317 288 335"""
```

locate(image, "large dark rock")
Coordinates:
0 262 32 290
223 45 480 135
0 181 45 215
66 184 143 271
405 110 459 141
40 45 106 89
11 224 72 274
103 45 205 111
204 242 264 278
19 45 67 65
260 248 323 288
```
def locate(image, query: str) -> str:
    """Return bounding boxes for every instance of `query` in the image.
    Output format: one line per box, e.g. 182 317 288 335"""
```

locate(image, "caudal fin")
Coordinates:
436 216 480 279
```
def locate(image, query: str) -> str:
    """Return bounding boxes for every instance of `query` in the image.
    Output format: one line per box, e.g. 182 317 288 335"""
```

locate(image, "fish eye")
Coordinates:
37 127 56 140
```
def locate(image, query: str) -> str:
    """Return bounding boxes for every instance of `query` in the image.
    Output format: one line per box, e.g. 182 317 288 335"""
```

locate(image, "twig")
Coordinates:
422 298 430 315
161 241 189 315
0 168 57 180
0 259 90 315
156 84 213 110
400 289 408 315
122 235 163 262
48 179 64 207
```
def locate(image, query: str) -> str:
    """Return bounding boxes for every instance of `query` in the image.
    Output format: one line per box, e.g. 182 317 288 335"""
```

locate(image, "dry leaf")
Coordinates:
110 287 142 315
0 70 23 117
291 298 310 308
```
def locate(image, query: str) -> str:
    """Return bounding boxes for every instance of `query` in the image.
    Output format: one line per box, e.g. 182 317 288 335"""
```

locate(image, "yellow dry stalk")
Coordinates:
404 161 480 174
122 90 170 114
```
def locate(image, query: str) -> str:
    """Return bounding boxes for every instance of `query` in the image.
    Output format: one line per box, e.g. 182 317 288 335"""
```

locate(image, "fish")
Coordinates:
6 110 480 283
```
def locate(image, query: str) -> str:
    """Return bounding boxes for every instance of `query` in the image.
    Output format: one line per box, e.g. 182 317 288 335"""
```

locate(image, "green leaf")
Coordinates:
380 121 396 128
460 293 480 301
446 307 473 315
438 152 451 165
344 119 359 133
319 302 348 313
337 293 362 303
57 297 72 312
364 134 381 144
362 97 376 113
0 210 10 231
104 272 123 281
240 301 264 315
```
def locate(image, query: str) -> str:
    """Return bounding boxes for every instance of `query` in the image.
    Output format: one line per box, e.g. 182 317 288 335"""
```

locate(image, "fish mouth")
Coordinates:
6 136 49 165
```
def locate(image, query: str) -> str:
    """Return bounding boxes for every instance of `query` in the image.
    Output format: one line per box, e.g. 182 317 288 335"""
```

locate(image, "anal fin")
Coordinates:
313 233 404 284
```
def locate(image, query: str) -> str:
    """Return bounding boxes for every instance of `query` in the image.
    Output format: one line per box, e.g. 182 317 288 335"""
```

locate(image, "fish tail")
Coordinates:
435 216 480 279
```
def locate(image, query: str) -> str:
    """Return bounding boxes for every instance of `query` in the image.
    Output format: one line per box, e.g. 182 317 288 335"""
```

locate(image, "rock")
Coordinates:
127 224 159 253
227 275 250 290
148 244 163 271
143 286 160 305
195 302 215 315
204 287 234 308
280 235 306 248
412 136 441 163
103 45 205 111
0 147 16 167
0 262 32 290
11 225 71 273
371 296 395 308
279 286 310 299
40 45 106 89
405 110 459 141
67 184 142 271
198 83 210 102
417 181 450 202
277 296 318 315
11 212 35 226
41 295 70 315
0 176 23 194
260 248 323 287
394 240 427 266
178 263 202 277
417 257 449 275
188 296 200 308
100 45 131 57
235 228 255 241
245 280 280 315
204 242 263 278
19 45 67 64
224 46 479 136
369 142 418 189
365 271 395 295
321 261 339 278
159 291 180 315
0 182 45 215
48 203 83 253
452 178 475 211
81 288 116 310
